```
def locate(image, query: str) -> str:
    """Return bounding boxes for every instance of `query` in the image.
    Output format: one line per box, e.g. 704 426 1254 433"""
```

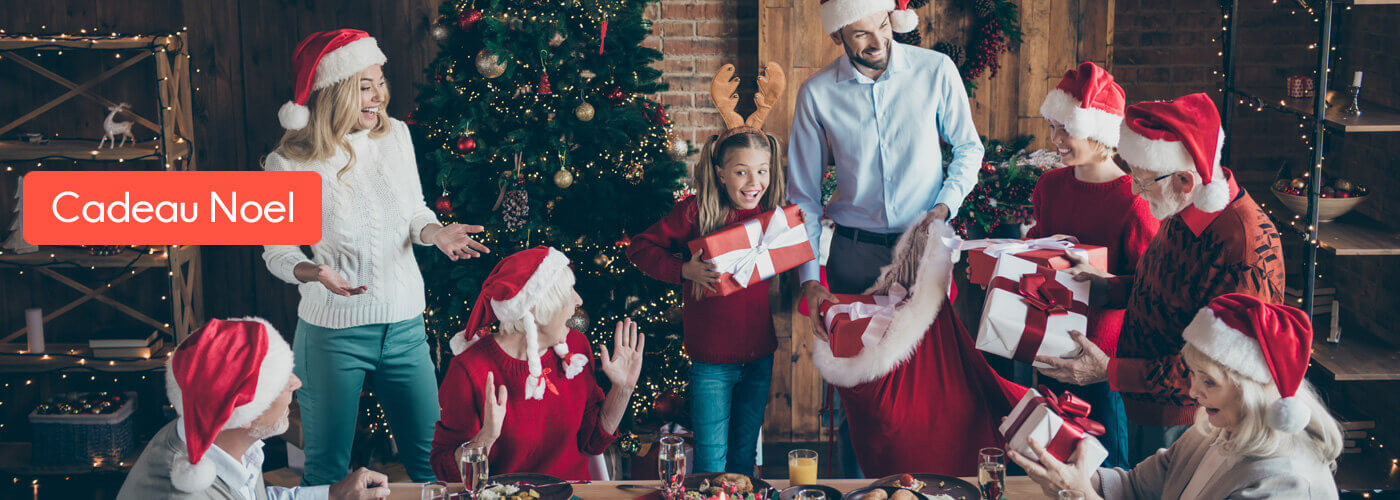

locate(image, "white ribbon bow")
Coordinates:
960 234 1088 261
824 283 909 348
705 210 809 286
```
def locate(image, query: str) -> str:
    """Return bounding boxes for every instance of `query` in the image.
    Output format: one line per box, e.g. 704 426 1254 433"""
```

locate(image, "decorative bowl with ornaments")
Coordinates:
1271 176 1369 222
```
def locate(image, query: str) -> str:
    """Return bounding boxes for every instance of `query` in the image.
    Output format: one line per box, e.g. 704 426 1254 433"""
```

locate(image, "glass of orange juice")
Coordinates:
788 449 818 485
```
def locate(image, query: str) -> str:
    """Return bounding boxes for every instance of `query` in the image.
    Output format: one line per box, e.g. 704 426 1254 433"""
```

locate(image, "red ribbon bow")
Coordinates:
1036 385 1106 437
989 267 1089 363
1017 272 1072 315
540 368 560 396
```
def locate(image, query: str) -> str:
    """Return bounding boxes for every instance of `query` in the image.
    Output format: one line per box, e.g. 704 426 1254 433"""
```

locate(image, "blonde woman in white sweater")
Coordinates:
1011 293 1341 499
260 30 487 486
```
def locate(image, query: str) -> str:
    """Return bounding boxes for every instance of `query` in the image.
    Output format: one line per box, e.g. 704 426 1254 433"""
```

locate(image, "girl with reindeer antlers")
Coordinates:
627 62 788 475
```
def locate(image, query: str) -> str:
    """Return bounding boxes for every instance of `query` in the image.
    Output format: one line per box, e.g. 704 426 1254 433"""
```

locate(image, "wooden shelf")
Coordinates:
0 246 170 268
0 138 189 162
1249 186 1400 256
0 442 139 476
0 343 171 374
1232 87 1400 133
1344 0 1400 5
0 33 178 51
1312 330 1400 381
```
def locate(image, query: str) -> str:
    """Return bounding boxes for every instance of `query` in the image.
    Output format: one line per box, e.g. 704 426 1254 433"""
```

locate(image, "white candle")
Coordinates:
25 308 45 354
1353 71 1363 87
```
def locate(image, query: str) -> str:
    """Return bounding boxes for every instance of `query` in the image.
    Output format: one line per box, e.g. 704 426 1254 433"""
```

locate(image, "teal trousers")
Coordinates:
293 315 439 485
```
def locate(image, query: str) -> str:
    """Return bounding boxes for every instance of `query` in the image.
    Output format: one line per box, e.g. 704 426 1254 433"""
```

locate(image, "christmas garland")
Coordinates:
894 0 1023 95
946 136 1069 238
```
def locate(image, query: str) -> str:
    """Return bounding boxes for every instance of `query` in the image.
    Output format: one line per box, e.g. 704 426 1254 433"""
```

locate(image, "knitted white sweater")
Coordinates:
261 118 440 329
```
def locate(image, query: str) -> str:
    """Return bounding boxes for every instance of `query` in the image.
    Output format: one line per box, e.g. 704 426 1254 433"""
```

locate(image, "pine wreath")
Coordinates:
971 0 996 18
890 0 1022 95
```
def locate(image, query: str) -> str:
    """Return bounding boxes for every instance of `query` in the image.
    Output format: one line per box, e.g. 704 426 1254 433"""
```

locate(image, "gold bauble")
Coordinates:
475 48 506 78
594 252 613 267
1333 178 1354 192
1290 178 1307 190
554 168 574 188
575 102 595 122
549 31 567 47
431 25 451 40
667 134 689 160
565 308 590 333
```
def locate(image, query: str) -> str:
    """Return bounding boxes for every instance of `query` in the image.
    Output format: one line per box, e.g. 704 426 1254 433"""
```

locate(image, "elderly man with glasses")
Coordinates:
1035 94 1285 464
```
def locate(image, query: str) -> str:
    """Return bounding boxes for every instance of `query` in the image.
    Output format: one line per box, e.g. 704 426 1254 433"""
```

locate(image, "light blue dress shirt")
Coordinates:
787 42 984 283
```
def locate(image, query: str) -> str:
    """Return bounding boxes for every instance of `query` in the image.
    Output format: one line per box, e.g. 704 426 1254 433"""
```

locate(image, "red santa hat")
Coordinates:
1040 62 1125 148
1117 93 1230 212
164 317 294 492
1183 293 1314 433
819 0 918 35
448 247 588 400
278 29 387 130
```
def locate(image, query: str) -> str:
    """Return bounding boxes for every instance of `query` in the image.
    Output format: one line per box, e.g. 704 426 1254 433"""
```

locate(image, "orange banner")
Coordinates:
23 171 322 245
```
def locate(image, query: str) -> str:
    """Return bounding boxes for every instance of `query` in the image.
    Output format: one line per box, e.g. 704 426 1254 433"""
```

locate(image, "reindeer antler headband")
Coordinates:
709 62 786 144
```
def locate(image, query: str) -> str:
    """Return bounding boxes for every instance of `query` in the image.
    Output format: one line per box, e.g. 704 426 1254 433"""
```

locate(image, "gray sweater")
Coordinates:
116 421 268 500
1096 424 1338 499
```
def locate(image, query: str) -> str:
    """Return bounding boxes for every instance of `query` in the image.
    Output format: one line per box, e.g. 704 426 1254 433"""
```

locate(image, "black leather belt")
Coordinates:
833 224 901 247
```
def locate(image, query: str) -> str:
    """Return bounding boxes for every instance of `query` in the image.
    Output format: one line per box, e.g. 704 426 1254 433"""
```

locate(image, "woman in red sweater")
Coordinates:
626 62 789 476
1026 62 1159 469
431 247 644 481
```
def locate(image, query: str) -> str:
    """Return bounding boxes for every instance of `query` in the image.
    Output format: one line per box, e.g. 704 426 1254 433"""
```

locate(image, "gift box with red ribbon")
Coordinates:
687 204 815 296
976 254 1090 367
816 285 905 358
961 235 1108 286
998 385 1109 467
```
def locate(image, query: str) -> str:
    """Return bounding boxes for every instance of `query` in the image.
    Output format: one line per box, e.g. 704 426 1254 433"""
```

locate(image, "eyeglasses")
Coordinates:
1132 172 1173 192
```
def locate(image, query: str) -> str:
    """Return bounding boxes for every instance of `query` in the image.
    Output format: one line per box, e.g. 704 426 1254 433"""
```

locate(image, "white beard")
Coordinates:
1146 185 1194 220
246 415 290 440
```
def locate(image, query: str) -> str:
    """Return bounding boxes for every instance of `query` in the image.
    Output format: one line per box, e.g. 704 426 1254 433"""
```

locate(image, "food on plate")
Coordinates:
681 475 759 500
889 489 917 500
477 483 540 500
928 496 954 500
859 489 888 500
896 474 926 491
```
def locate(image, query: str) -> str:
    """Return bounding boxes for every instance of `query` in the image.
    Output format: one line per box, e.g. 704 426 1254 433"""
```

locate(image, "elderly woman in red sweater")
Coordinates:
431 247 644 481
1025 62 1160 469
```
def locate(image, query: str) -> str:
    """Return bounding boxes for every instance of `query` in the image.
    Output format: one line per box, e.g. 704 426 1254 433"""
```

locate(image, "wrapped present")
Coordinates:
976 255 1089 367
818 284 906 358
687 204 815 296
961 235 1107 286
999 386 1109 468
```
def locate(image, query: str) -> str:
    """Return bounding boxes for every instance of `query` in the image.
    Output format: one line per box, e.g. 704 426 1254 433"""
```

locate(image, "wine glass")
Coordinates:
421 481 449 500
459 443 489 497
978 447 1006 500
796 489 827 500
658 434 686 498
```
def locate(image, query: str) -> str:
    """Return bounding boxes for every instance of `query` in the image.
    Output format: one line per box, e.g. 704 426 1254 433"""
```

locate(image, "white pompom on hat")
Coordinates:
1182 293 1314 433
279 29 387 130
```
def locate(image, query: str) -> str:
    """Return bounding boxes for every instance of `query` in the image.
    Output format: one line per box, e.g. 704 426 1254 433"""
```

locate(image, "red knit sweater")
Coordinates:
430 329 616 481
626 198 777 364
1025 167 1160 358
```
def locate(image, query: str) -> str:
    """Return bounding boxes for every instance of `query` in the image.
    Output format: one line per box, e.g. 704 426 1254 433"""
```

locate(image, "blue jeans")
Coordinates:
689 356 774 474
1040 378 1131 470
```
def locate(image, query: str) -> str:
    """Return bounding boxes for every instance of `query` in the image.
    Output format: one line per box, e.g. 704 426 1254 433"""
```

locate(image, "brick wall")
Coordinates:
645 0 758 169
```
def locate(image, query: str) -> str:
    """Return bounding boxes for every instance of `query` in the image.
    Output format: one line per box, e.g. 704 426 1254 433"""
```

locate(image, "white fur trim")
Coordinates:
1268 397 1309 433
523 316 544 400
1182 308 1272 383
449 329 481 356
1117 126 1195 176
490 248 571 324
820 0 896 34
811 220 956 387
1040 88 1122 148
170 450 217 493
553 343 587 379
890 9 918 33
311 37 387 90
278 101 309 130
165 317 295 430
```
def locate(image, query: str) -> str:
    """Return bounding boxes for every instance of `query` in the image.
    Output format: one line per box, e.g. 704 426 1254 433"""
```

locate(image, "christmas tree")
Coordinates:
411 0 691 449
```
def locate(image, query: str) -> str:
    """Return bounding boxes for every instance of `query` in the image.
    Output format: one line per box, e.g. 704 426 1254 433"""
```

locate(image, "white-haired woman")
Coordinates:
260 29 488 485
431 246 643 481
1010 293 1341 499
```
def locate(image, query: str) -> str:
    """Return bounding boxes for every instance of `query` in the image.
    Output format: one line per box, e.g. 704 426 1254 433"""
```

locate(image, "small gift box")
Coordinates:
961 235 1108 287
1287 74 1315 99
976 255 1090 367
999 386 1109 468
687 204 815 296
818 285 906 357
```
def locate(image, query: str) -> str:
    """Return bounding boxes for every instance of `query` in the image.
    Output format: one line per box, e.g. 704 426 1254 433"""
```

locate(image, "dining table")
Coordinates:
387 477 1053 499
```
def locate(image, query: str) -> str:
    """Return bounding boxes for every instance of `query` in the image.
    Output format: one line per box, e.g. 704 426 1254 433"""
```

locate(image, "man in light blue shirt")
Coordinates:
789 5 984 329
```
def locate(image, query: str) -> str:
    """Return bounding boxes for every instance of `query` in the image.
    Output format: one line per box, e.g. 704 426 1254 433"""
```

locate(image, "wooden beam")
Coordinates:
2 269 146 342
35 267 173 335
0 50 160 136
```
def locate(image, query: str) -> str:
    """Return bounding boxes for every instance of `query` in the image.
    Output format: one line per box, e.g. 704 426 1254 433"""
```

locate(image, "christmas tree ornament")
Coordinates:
476 48 506 78
458 9 483 30
598 16 610 54
667 133 689 160
615 234 631 247
554 168 574 188
404 111 417 125
972 0 996 18
494 153 530 230
456 135 477 153
593 251 614 267
651 102 669 126
565 307 590 333
539 72 552 95
1333 178 1354 192
1290 177 1307 190
652 391 685 423
606 86 625 105
549 30 567 47
574 102 595 122
580 69 597 81
431 24 451 41
435 195 453 215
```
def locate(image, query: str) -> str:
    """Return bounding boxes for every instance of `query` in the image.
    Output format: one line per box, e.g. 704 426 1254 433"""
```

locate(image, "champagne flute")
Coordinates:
978 447 1006 500
459 443 489 497
421 481 449 500
658 434 686 498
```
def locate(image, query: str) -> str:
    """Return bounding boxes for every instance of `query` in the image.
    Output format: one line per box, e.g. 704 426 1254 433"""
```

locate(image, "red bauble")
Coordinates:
457 9 482 31
435 196 453 214
404 111 417 126
456 135 477 153
652 392 685 422
539 72 552 95
606 86 625 105
615 234 632 247
652 103 669 126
